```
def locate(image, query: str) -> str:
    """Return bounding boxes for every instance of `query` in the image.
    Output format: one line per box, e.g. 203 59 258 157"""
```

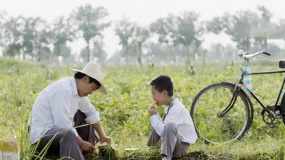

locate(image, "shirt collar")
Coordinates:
165 98 177 114
71 77 79 96
169 98 177 108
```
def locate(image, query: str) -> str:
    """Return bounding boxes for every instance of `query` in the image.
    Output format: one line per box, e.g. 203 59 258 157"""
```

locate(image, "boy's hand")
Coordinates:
148 104 157 116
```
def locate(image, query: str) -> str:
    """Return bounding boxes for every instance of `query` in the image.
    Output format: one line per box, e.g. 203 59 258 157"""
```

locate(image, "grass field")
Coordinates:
1 57 285 159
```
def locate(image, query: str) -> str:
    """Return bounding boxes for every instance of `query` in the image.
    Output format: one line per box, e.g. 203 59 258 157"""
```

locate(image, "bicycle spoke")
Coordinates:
221 115 246 120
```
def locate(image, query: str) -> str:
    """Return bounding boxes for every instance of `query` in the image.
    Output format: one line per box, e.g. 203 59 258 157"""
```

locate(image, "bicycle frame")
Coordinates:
219 63 285 118
244 70 285 115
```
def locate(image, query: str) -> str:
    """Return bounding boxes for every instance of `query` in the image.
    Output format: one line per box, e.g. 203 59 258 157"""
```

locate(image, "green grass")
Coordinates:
1 57 285 159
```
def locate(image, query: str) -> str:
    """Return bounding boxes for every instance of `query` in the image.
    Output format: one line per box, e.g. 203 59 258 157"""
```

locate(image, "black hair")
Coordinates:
74 72 101 88
150 75 173 96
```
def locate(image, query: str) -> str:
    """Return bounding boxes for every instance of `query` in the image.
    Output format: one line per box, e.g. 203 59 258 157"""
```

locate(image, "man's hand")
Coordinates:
76 136 95 153
148 104 157 116
93 122 111 146
100 135 111 145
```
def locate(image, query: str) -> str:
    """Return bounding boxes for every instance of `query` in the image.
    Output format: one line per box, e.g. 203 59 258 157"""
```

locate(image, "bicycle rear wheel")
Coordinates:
190 82 253 144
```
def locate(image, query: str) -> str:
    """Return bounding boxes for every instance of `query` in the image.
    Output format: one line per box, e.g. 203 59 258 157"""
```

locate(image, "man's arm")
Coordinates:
79 98 111 145
92 122 111 145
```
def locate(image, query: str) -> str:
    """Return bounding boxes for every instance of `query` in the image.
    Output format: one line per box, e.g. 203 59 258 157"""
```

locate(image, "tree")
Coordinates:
115 17 136 65
207 6 279 52
176 12 203 65
72 4 110 62
92 40 107 64
269 19 285 40
108 51 123 65
207 10 259 51
131 26 149 65
277 19 285 45
150 14 178 64
80 47 88 63
150 14 177 45
60 45 73 64
21 17 42 60
252 5 274 50
0 11 7 47
2 16 24 57
51 16 75 63
151 13 203 65
144 42 174 65
35 21 52 62
207 43 239 62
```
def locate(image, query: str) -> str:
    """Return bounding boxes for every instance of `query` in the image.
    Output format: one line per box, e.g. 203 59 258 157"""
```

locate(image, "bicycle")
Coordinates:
190 50 285 144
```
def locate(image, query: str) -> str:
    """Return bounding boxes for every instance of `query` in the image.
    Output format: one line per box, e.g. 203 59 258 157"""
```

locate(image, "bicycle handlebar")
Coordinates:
238 50 271 59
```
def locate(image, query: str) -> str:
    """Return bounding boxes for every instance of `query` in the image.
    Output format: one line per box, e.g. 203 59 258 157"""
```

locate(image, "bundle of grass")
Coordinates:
98 145 118 160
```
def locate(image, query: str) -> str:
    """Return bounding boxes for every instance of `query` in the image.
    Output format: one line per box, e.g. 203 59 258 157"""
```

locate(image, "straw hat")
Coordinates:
71 62 107 95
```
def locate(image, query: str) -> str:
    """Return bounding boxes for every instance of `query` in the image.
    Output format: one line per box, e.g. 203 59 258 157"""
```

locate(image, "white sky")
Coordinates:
1 0 285 57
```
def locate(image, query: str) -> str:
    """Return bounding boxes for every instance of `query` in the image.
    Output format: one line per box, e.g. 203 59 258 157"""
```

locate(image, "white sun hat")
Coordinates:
71 62 108 95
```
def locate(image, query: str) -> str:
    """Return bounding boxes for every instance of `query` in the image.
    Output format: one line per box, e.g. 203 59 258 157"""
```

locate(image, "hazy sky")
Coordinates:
1 0 285 57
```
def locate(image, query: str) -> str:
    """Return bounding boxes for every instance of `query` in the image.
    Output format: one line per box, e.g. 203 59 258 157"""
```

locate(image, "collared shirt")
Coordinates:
29 77 100 144
150 98 197 144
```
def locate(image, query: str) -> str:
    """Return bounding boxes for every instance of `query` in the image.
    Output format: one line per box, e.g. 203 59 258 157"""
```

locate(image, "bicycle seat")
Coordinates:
279 60 285 68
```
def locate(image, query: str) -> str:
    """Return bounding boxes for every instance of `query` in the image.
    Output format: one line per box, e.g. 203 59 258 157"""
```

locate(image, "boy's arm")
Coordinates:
149 105 166 136
150 115 166 136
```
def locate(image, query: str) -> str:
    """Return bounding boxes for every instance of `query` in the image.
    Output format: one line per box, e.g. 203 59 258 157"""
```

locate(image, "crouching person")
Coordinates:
147 75 197 160
29 62 111 160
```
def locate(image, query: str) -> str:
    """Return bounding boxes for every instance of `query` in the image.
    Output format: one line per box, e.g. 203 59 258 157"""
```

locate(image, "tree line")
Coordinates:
0 4 284 66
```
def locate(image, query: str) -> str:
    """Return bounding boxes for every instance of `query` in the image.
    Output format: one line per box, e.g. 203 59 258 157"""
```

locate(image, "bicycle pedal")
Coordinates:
275 114 283 119
268 123 276 128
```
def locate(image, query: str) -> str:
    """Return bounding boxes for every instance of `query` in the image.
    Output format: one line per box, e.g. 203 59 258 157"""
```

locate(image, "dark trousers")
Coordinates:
35 110 99 160
73 110 99 146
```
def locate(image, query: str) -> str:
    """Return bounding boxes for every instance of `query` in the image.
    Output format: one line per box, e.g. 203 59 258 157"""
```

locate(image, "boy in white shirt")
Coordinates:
147 75 197 160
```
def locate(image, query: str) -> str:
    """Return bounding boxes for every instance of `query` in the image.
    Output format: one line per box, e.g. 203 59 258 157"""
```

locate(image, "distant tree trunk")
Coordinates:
55 45 61 65
202 49 207 71
137 49 140 65
137 54 142 66
186 45 191 66
264 38 268 50
38 51 41 62
37 44 41 62
23 53 26 60
202 50 206 65
137 42 142 66
124 45 129 65
171 47 176 66
50 52 53 64
87 41 90 62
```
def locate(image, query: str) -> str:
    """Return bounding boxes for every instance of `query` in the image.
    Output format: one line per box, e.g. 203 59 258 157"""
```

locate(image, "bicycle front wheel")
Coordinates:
190 82 252 144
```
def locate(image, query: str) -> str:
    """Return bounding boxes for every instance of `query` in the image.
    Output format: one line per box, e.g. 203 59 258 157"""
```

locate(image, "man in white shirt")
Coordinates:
29 62 111 160
147 75 197 160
